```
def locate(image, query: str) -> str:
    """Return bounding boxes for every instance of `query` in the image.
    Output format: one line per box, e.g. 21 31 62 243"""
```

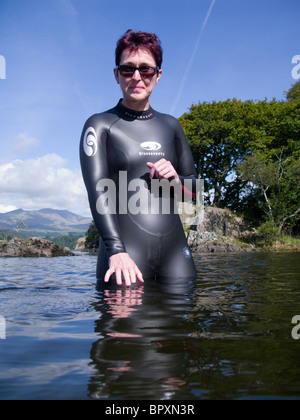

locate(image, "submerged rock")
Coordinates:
0 237 74 257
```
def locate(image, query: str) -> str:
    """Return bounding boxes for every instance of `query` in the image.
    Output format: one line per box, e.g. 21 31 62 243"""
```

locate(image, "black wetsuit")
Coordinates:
80 100 197 280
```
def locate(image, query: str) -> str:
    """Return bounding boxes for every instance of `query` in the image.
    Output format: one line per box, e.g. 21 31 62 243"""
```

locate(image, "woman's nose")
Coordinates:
132 69 142 80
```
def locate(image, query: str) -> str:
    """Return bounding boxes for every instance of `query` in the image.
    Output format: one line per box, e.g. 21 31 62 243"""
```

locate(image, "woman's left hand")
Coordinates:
147 159 180 183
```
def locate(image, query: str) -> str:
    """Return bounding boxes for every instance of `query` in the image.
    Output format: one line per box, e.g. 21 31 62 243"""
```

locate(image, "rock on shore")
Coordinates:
185 206 256 253
0 237 74 257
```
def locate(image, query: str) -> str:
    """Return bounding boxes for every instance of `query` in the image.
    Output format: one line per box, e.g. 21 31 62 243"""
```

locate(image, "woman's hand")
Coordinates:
147 159 180 183
104 253 144 286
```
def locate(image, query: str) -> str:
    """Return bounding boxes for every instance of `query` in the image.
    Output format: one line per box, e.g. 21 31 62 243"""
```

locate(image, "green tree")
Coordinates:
45 233 82 250
179 98 300 221
237 152 300 234
84 221 99 248
179 99 250 208
286 80 300 101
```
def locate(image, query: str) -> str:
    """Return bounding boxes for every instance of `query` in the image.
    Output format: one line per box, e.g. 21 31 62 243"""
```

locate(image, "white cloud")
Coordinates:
13 133 40 154
0 154 90 216
0 204 18 213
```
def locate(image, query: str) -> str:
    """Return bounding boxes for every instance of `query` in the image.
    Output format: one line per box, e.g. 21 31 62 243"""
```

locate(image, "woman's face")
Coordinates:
114 48 162 111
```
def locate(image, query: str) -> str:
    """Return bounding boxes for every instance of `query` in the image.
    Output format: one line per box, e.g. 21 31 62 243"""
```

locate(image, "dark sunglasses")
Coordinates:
118 65 159 78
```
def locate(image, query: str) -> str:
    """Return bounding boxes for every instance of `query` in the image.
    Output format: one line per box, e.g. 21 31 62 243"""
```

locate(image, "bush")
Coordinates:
256 221 280 245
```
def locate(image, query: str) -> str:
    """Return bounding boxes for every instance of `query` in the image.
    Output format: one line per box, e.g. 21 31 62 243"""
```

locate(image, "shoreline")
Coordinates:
189 243 300 254
1 234 299 258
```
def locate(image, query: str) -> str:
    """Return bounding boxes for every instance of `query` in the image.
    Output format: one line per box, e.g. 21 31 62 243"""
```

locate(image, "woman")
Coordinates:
80 30 197 286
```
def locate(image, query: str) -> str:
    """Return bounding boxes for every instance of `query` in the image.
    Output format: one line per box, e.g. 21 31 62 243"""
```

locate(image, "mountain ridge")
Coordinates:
0 208 92 235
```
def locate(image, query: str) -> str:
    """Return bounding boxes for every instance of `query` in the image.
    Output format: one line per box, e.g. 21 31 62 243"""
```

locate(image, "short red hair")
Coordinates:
115 30 163 69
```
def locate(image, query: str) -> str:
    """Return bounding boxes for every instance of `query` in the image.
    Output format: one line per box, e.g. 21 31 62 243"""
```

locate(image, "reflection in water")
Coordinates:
103 287 144 321
87 253 300 400
88 279 197 400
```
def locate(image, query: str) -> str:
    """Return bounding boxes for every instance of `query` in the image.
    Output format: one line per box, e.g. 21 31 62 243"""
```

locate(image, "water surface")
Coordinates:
0 252 299 400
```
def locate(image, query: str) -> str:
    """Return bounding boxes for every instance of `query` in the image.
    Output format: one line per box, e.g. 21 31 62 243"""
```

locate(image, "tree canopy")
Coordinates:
179 84 300 236
286 80 300 101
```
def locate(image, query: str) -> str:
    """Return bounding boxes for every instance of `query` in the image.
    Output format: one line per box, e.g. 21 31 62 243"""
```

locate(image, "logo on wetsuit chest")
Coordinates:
139 142 165 156
140 142 161 151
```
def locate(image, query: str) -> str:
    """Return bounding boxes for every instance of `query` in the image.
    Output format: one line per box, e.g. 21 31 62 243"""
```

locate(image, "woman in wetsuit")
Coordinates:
80 30 197 286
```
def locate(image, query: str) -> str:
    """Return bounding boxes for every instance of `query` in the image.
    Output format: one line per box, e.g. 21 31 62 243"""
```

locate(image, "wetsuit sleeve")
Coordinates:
80 115 127 258
173 118 198 198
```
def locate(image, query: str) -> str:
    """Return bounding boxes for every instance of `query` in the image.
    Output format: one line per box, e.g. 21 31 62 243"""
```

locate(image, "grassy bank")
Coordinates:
261 236 300 251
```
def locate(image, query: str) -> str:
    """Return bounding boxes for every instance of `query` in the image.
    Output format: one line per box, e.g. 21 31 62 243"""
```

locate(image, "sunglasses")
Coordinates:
118 65 159 78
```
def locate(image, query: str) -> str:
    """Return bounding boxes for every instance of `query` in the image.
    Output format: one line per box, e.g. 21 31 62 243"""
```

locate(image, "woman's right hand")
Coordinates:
104 253 144 286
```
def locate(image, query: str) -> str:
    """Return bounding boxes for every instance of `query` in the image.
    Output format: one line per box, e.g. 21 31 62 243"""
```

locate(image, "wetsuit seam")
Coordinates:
107 115 123 134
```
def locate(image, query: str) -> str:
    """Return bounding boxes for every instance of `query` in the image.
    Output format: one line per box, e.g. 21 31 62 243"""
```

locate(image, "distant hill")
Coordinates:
0 208 92 236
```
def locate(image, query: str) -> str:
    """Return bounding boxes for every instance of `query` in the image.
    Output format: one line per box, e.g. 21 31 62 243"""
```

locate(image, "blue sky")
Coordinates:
0 0 299 216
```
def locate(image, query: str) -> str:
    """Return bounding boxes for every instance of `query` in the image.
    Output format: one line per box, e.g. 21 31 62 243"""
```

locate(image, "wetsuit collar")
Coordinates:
116 99 155 121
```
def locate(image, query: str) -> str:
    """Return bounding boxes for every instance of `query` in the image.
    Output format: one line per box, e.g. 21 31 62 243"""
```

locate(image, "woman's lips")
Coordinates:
130 85 144 91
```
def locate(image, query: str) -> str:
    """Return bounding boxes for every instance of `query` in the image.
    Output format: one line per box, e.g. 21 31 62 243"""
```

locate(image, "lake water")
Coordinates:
0 251 299 400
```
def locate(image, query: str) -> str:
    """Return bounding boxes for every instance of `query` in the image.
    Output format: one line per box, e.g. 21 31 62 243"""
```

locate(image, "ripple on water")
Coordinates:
1 252 300 400
0 255 98 327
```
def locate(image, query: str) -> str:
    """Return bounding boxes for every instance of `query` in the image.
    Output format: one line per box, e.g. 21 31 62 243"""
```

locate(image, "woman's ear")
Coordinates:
155 69 162 84
114 68 119 84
